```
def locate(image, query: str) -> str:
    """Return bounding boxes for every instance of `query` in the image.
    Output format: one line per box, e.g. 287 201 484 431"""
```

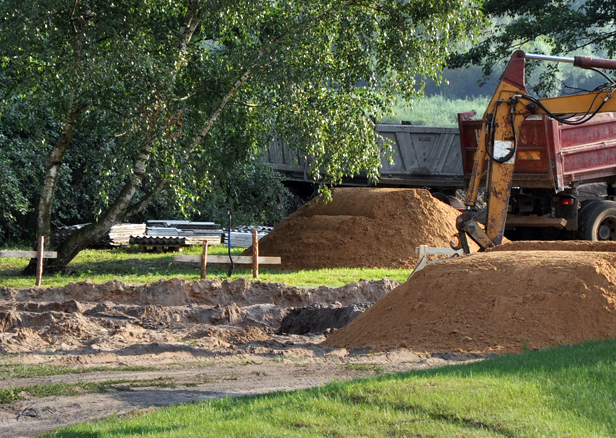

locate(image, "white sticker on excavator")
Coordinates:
494 140 515 164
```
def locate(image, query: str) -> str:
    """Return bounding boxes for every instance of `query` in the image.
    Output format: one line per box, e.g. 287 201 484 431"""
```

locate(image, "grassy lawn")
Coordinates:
0 362 156 380
0 377 178 404
43 339 616 437
0 245 410 289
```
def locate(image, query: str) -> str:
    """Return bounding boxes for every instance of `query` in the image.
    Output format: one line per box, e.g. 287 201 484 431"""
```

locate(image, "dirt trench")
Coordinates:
0 278 398 356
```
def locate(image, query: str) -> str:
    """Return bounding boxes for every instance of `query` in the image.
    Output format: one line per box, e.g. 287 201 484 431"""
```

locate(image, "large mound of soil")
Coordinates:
488 240 616 252
246 188 471 270
323 250 616 353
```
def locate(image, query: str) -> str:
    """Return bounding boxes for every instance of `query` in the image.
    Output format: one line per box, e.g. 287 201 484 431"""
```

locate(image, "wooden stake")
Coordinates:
36 235 44 287
252 230 259 279
200 240 208 280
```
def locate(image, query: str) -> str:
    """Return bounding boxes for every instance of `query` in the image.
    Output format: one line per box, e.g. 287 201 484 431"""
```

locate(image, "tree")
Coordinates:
449 0 616 94
0 0 482 272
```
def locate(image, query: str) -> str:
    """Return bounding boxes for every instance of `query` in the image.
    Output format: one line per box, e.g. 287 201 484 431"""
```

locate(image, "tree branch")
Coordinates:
188 0 365 153
125 178 170 218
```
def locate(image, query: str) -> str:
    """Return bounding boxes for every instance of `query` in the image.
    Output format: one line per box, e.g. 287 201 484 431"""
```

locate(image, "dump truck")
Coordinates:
457 50 616 250
459 112 616 241
266 51 616 243
265 122 466 205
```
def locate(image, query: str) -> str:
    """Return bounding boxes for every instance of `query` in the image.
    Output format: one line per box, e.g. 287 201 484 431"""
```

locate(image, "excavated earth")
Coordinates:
244 187 477 270
4 207 616 437
324 244 616 353
0 278 490 438
0 278 400 356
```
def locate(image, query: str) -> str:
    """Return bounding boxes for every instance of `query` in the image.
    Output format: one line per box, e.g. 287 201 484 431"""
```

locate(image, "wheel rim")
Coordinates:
597 216 616 240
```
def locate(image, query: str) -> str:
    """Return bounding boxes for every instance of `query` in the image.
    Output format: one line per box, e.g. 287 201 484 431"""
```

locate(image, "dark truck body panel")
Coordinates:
266 123 465 188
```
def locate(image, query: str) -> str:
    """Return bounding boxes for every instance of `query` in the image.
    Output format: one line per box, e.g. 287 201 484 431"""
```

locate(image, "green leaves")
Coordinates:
450 0 616 95
0 0 481 251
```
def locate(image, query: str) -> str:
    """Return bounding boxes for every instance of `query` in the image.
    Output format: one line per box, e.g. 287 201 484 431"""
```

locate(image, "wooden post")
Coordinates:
252 230 259 279
36 235 44 287
200 240 208 280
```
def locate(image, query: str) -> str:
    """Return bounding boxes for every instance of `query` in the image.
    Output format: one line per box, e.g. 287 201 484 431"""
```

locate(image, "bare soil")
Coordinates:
8 240 615 437
487 240 616 252
0 278 398 356
0 349 480 438
0 278 488 437
244 188 477 269
324 248 616 353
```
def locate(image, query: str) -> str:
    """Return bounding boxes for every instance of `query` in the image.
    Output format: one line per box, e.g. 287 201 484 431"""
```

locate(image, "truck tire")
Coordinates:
578 200 616 241
431 192 451 206
577 199 599 231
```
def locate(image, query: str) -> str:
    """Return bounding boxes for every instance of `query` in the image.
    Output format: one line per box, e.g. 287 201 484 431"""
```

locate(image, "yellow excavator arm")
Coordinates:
457 50 616 252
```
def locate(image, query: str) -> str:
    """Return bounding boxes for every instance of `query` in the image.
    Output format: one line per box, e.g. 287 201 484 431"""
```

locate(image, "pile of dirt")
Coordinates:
245 188 473 270
323 249 616 353
487 240 616 252
0 279 397 355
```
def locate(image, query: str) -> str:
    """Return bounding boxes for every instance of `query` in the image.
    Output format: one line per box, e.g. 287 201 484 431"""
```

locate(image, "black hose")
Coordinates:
519 91 612 126
484 100 518 164
485 88 613 165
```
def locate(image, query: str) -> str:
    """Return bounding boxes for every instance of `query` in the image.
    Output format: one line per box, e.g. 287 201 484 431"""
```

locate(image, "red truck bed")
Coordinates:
458 112 616 192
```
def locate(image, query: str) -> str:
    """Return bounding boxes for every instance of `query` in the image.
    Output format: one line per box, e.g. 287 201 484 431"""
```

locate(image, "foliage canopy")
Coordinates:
0 0 482 267
449 0 616 94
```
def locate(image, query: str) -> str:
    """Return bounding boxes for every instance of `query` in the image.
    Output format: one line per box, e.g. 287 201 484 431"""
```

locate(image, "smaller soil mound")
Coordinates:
245 188 473 270
488 240 616 252
323 250 616 353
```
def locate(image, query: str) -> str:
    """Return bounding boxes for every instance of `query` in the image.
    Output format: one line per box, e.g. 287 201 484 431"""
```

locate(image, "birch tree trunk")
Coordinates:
46 138 155 272
44 2 204 272
22 107 79 275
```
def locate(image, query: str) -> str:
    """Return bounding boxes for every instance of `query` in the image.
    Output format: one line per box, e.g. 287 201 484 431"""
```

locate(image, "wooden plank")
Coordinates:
200 241 208 279
415 245 465 258
174 255 281 264
252 230 259 279
36 235 44 287
0 251 57 258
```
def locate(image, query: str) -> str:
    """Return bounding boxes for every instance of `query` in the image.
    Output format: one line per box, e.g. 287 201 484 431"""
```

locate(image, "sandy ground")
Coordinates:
0 278 491 437
325 248 616 353
0 345 486 438
5 238 616 436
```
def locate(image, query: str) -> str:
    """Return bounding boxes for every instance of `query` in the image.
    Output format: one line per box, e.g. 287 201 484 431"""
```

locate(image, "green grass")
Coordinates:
388 94 490 126
0 245 410 288
0 377 177 404
344 363 384 374
43 339 616 437
0 362 155 380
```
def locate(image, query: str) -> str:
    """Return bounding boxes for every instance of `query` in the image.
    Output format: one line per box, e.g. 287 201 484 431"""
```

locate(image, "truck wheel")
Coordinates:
577 199 599 231
431 192 451 206
578 200 616 241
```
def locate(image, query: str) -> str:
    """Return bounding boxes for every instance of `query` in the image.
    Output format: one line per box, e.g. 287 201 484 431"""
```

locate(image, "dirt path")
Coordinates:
0 350 481 438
